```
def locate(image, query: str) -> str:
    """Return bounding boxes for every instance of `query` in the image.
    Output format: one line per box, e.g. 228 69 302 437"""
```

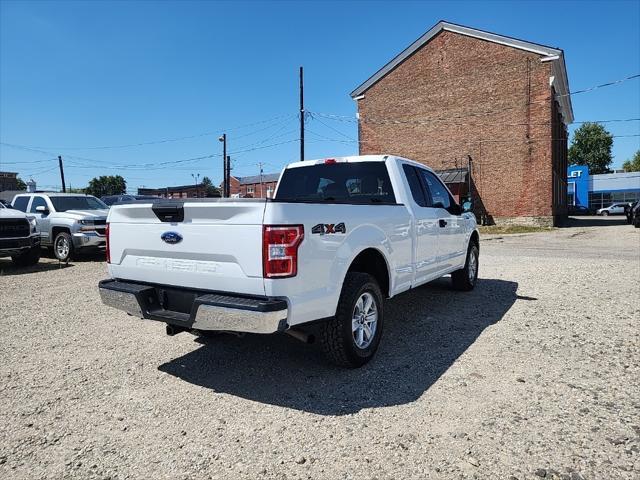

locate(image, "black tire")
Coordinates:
11 247 41 267
320 272 384 368
601 210 609 216
53 231 74 262
451 242 479 291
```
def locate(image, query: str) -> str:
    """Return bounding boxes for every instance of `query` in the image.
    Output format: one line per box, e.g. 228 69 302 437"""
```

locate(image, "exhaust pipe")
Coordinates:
286 329 315 344
166 324 188 336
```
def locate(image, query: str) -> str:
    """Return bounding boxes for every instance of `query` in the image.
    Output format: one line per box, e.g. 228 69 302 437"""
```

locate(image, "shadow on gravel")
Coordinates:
0 259 74 276
159 277 520 415
561 216 627 227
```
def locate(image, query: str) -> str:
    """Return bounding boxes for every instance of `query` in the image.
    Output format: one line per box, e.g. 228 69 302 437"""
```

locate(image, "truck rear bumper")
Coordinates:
98 279 288 334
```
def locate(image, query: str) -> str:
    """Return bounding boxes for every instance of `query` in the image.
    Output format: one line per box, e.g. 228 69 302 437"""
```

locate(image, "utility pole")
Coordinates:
191 173 200 198
258 162 264 198
299 66 304 162
219 134 227 197
226 155 231 198
58 155 66 193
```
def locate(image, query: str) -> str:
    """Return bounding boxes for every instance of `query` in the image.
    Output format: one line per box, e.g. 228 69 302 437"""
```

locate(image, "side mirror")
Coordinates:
462 200 473 212
35 205 49 214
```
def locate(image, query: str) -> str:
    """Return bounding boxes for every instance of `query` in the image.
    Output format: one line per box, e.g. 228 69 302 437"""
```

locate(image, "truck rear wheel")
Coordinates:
320 272 384 368
451 242 479 291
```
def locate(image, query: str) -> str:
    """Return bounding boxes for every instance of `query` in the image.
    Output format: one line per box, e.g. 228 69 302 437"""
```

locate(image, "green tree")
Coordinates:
201 176 221 197
568 123 613 174
15 177 27 190
85 175 127 197
622 150 640 172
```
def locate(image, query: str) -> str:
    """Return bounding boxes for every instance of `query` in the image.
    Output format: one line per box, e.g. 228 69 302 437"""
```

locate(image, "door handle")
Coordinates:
439 219 447 228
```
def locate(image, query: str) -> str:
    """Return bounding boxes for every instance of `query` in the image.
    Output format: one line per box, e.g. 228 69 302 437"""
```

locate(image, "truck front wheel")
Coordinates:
320 272 384 368
451 242 479 291
53 231 74 262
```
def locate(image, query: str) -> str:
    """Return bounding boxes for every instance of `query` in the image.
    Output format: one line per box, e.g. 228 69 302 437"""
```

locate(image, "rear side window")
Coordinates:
275 162 396 204
402 164 430 207
13 196 29 212
419 170 451 210
29 196 47 213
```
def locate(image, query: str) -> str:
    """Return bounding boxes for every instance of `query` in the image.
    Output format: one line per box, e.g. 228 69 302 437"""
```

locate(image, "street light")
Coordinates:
191 173 200 198
218 134 227 197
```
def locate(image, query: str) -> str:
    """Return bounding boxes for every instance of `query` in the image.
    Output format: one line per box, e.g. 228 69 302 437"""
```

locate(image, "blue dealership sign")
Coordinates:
567 165 589 207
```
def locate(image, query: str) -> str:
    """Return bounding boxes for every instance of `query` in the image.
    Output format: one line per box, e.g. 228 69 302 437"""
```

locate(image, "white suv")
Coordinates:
597 203 627 216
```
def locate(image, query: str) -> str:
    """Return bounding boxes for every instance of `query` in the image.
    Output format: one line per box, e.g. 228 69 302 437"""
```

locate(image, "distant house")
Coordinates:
223 173 280 198
351 21 573 226
138 182 219 198
0 171 19 192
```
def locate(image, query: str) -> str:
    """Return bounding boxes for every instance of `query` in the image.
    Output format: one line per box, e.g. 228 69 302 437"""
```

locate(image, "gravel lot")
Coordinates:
1 217 638 480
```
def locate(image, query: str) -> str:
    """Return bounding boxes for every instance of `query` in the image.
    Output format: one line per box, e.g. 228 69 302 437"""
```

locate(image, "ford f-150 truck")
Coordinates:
99 155 479 367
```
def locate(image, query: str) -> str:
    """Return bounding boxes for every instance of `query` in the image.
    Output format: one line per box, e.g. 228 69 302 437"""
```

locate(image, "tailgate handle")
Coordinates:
152 203 185 223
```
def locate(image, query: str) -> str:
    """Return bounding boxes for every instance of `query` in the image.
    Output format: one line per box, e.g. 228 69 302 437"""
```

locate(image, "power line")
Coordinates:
4 114 296 151
310 111 640 127
563 73 640 97
308 73 640 127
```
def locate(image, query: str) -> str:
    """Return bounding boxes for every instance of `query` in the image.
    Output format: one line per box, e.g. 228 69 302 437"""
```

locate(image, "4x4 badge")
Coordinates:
312 223 346 235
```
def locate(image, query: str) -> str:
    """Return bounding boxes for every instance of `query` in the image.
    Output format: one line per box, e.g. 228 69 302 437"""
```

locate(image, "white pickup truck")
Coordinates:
99 155 479 367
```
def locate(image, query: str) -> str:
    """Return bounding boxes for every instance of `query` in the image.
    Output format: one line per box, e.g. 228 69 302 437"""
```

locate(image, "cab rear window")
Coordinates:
275 162 396 204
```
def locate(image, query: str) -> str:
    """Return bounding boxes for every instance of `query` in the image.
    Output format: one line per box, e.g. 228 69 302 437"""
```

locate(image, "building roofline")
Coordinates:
350 20 573 124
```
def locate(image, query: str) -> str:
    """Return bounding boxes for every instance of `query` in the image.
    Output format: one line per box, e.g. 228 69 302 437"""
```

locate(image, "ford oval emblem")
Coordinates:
161 231 183 244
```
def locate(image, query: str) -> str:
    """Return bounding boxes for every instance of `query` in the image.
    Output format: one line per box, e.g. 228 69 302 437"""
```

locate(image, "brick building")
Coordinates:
0 171 19 192
351 21 573 225
138 182 219 198
228 173 280 198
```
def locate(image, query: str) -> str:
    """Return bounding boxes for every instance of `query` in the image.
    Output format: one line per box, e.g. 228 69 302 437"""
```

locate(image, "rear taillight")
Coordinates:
105 223 110 264
262 225 304 278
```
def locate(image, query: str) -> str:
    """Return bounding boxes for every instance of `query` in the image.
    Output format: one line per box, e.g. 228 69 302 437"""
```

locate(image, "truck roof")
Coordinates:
285 154 436 173
14 192 97 197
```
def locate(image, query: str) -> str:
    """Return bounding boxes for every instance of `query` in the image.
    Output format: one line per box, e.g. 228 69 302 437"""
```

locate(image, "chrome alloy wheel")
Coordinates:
468 248 478 283
352 292 378 349
56 236 70 259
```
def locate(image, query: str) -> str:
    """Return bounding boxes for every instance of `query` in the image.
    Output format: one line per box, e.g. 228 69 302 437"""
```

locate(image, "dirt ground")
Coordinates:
0 216 638 480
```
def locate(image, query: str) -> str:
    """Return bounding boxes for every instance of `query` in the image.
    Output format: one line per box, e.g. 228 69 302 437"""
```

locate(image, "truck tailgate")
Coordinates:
107 200 267 296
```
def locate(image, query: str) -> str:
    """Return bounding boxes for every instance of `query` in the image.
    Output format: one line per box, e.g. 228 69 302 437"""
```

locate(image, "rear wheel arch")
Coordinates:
345 248 391 298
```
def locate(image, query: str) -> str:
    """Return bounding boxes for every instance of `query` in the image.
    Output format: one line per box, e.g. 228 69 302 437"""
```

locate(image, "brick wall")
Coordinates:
238 181 278 198
357 30 564 224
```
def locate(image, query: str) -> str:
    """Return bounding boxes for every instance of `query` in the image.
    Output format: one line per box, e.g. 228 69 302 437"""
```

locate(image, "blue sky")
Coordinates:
1 0 639 192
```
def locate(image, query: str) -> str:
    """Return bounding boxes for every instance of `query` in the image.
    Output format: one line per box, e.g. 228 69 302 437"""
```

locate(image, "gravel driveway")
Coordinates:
1 219 638 480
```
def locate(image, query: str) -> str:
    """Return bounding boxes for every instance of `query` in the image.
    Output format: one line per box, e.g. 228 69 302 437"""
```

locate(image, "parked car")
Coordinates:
99 155 480 367
0 202 41 266
624 201 637 224
568 204 592 216
596 203 628 216
12 193 108 262
0 199 13 208
630 201 640 228
101 194 159 206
